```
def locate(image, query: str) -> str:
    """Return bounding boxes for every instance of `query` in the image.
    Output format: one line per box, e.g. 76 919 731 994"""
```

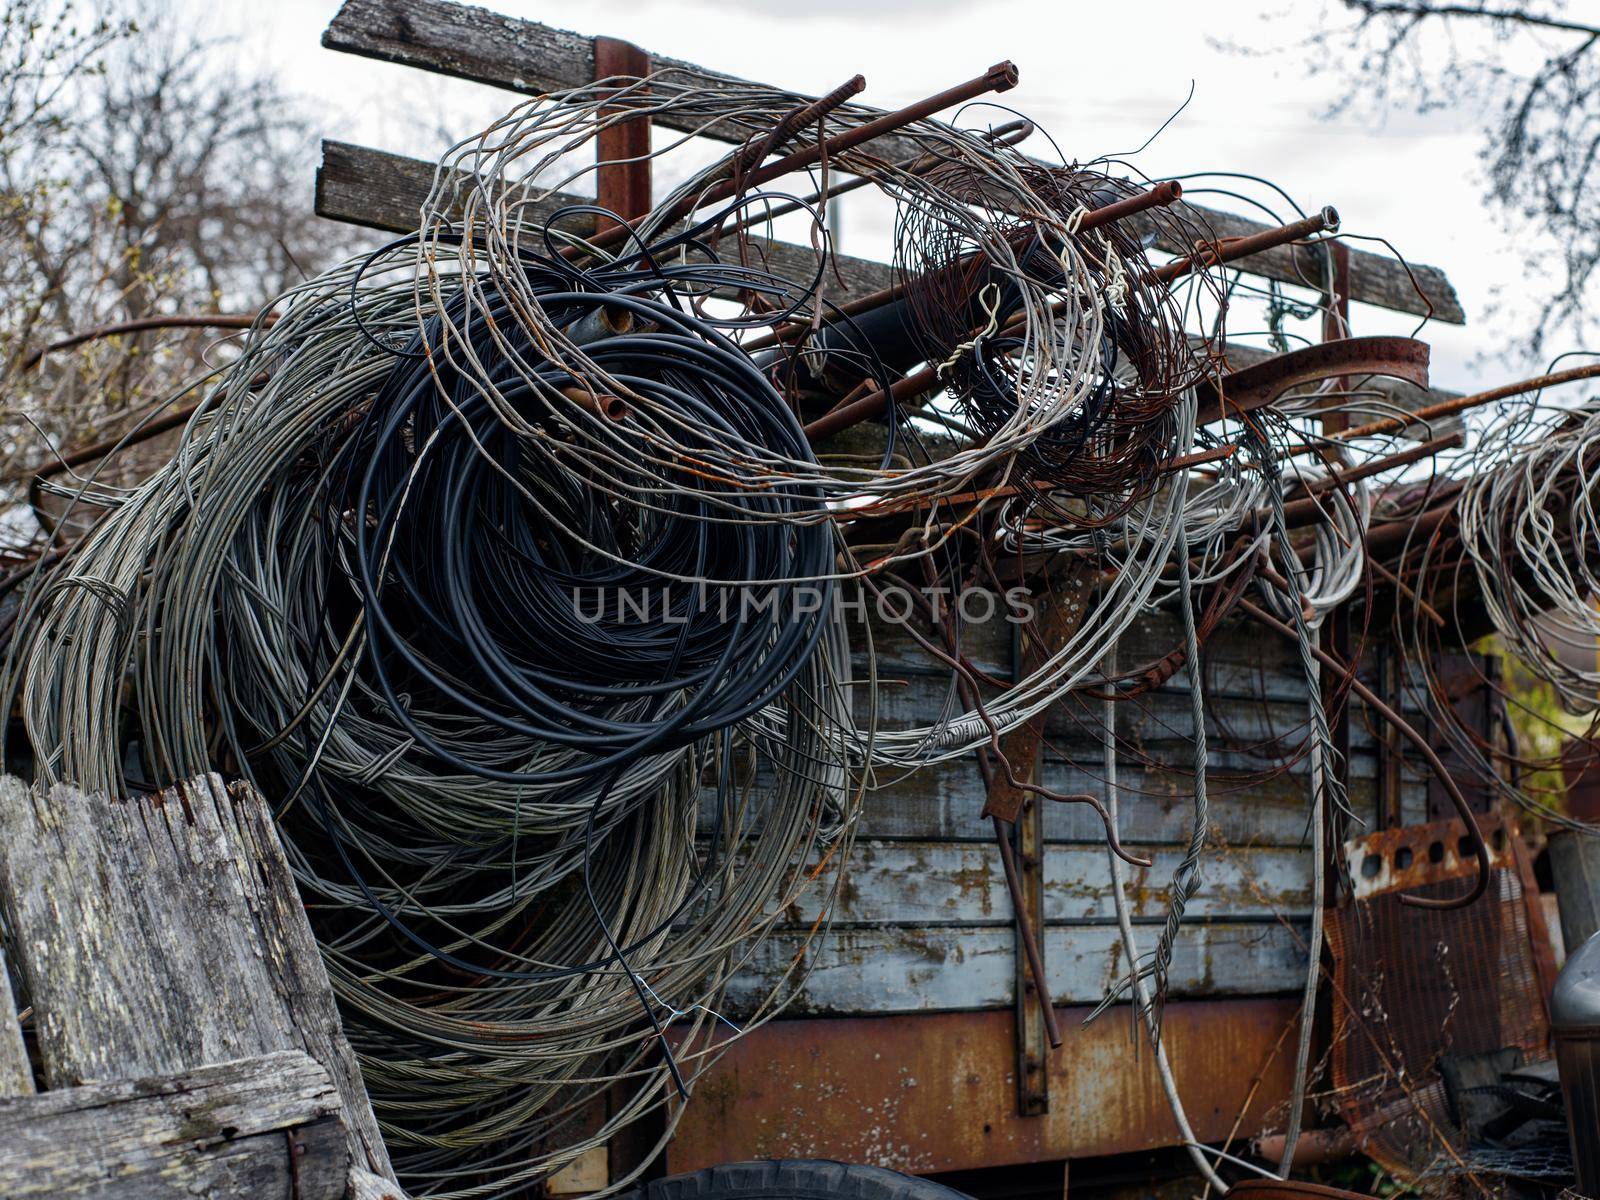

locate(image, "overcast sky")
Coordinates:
228 0 1542 395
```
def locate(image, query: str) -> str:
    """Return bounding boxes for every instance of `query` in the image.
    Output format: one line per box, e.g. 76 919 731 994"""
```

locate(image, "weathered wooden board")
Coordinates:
316 139 895 296
351 1166 412 1200
322 0 1464 322
0 773 393 1180
727 920 1306 1014
0 947 30 1100
791 840 1313 927
0 1050 345 1200
853 753 1419 844
0 946 31 1097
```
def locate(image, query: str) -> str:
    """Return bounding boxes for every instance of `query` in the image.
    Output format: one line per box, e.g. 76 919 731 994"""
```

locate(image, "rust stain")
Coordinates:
668 998 1299 1175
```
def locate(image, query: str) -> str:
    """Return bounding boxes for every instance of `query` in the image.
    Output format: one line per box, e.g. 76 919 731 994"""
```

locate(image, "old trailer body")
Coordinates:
661 606 1433 1176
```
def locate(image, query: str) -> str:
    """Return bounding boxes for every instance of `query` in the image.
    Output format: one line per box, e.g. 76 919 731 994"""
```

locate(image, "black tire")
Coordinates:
614 1160 975 1200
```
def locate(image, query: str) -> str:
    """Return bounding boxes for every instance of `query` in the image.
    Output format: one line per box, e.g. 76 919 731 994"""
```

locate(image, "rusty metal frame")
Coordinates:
1195 336 1430 427
1012 785 1049 1116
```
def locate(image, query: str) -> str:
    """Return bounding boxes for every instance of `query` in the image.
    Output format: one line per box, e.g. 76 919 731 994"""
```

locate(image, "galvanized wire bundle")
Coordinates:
3 233 861 1196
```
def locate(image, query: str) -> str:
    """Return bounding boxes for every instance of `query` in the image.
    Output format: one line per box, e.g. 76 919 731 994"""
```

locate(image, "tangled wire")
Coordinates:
1 56 1510 1198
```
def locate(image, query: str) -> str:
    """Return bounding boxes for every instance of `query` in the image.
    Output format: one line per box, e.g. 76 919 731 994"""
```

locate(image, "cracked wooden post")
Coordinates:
0 773 399 1195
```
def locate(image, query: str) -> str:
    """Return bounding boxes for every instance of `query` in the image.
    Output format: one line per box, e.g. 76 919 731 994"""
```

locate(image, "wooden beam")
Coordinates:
0 1050 346 1200
0 774 393 1181
316 139 895 296
0 947 31 1098
321 0 1465 323
351 1166 413 1200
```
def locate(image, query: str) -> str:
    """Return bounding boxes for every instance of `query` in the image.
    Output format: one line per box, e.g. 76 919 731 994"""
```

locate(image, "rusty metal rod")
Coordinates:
746 179 1183 354
726 117 1033 239
1271 431 1464 529
803 207 1341 443
1152 205 1339 285
583 63 1016 254
726 74 868 180
20 313 270 372
992 812 1064 1048
30 401 202 480
1329 361 1600 442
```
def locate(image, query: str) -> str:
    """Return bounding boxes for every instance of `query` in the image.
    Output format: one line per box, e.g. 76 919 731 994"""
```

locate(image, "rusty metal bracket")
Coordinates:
1196 336 1429 427
1012 787 1049 1116
985 566 1096 1115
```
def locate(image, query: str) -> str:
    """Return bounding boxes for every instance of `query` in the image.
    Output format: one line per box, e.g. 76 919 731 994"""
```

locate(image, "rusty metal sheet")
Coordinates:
668 999 1299 1174
1195 336 1430 427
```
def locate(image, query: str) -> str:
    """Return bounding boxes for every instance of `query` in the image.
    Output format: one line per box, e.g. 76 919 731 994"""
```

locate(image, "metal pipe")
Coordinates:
746 179 1182 355
804 206 1341 443
1331 361 1600 441
1152 205 1339 285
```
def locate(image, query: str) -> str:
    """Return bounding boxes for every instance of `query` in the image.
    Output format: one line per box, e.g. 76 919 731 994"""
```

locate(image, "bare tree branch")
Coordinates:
1293 0 1600 357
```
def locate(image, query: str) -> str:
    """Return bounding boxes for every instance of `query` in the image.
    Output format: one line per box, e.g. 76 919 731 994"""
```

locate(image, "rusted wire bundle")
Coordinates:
1369 387 1600 834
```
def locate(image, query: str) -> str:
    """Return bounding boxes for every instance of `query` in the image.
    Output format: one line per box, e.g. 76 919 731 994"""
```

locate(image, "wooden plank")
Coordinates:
726 920 1307 1014
0 774 393 1180
351 1166 412 1200
321 0 1464 322
0 1050 345 1200
0 946 31 1097
710 755 1393 846
316 140 894 296
789 840 1312 927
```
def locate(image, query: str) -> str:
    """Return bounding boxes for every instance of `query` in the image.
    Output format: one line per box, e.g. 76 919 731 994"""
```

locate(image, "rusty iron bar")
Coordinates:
717 117 1033 252
804 207 1345 444
935 583 1064 1052
726 74 868 182
19 312 271 373
745 179 1183 355
1153 205 1339 285
1327 361 1600 442
1268 430 1463 530
31 401 203 480
1167 443 1236 471
992 814 1063 1050
582 63 1015 254
593 37 653 231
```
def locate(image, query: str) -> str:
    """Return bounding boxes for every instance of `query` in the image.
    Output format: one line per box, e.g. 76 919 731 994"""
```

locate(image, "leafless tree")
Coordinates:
0 1 355 536
1297 2 1599 357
